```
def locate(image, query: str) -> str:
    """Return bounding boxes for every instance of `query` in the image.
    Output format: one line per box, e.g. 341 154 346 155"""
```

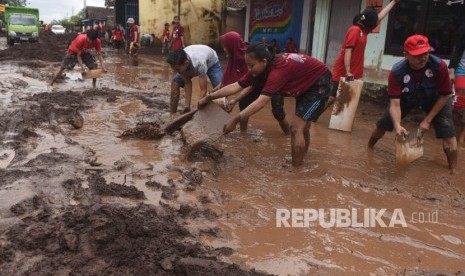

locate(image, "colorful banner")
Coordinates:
249 0 303 52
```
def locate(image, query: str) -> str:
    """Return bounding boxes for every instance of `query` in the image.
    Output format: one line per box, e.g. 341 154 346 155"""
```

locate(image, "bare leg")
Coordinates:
279 119 291 136
443 137 458 174
304 122 311 152
183 89 192 114
240 117 248 132
458 127 465 147
51 67 65 86
170 81 181 114
368 127 386 149
290 116 307 167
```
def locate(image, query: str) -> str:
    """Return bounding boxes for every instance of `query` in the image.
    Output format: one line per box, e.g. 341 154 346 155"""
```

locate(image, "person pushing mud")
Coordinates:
199 42 332 166
50 29 106 88
368 34 458 174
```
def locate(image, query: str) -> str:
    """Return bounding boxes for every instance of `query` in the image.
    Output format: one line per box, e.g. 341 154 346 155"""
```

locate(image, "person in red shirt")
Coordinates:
127 18 140 65
170 16 184 51
216 32 289 134
161 22 170 55
111 24 125 53
368 34 457 173
449 23 465 147
284 37 297 53
330 0 399 101
270 39 281 54
198 42 332 166
50 29 105 88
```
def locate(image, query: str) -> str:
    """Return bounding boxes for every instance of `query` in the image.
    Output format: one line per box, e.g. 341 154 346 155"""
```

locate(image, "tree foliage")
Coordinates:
51 8 85 28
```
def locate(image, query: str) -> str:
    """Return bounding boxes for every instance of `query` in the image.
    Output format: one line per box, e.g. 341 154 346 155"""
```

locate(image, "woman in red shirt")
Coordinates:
330 0 399 101
199 42 332 166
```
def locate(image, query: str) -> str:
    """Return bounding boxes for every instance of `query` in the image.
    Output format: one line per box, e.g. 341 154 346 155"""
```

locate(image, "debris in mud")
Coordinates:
113 157 134 170
89 174 146 200
0 32 78 62
161 185 178 200
145 180 162 189
69 112 84 129
185 141 224 162
1 202 271 276
119 121 165 139
182 167 203 186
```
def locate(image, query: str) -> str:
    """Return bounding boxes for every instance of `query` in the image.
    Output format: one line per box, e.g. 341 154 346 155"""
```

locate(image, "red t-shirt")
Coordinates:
171 25 184 50
161 28 170 42
112 30 124 41
238 53 328 97
129 25 140 43
387 60 451 98
68 34 102 55
454 95 465 109
332 25 374 81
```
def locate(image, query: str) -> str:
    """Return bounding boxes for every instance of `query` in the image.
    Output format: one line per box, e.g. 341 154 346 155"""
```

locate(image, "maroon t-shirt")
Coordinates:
238 53 328 97
388 60 451 98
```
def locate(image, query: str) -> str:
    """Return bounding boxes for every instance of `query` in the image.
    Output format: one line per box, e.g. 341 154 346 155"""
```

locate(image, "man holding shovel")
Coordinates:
51 30 105 88
368 34 458 173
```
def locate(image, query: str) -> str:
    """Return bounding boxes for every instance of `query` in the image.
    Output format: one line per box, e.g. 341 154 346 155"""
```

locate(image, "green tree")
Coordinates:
6 0 29 7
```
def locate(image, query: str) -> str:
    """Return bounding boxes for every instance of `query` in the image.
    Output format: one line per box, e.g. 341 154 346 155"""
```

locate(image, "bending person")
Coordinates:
199 42 332 166
219 31 289 134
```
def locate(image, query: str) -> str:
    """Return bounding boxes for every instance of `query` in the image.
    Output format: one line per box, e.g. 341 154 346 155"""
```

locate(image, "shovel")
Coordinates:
163 110 198 134
395 129 424 165
82 69 104 79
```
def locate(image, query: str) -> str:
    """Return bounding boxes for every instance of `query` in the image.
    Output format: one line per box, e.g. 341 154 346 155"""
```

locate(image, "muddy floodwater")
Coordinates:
1 35 465 275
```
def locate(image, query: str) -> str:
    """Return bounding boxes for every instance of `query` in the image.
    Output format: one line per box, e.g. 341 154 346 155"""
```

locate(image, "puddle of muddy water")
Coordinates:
195 98 465 275
3 49 465 275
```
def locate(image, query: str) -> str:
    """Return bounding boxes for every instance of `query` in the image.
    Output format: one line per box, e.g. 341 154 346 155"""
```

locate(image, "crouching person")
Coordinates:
51 30 105 88
368 34 457 173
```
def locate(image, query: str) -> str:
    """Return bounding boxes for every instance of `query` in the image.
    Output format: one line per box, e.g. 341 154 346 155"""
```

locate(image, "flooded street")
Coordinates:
1 35 465 275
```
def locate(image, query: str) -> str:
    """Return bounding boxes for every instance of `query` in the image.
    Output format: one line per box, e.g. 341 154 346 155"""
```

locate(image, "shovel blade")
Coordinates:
395 136 424 165
82 69 104 79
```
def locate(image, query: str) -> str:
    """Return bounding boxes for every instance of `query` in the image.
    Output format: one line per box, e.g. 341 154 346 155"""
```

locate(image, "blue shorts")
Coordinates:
295 71 333 121
376 98 456 139
173 62 222 88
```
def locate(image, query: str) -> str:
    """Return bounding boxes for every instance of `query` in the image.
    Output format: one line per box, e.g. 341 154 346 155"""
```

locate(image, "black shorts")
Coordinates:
239 89 286 121
113 40 124 49
61 52 97 71
376 98 456 138
295 71 333 121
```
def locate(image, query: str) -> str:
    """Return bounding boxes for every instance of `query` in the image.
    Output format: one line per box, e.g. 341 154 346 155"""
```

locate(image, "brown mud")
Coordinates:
1 35 465 276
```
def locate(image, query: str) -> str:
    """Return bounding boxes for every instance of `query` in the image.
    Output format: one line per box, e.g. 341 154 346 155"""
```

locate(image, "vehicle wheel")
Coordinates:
7 38 14 46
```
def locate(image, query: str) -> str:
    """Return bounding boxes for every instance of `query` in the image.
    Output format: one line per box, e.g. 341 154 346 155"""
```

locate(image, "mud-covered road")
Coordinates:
1 34 465 276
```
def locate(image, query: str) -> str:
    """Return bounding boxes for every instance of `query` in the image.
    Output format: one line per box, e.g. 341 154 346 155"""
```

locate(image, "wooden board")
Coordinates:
328 78 364 132
181 102 230 147
163 110 197 134
82 69 104 79
395 134 424 165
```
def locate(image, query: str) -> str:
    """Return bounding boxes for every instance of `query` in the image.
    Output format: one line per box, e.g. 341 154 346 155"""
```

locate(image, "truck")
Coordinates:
5 6 39 46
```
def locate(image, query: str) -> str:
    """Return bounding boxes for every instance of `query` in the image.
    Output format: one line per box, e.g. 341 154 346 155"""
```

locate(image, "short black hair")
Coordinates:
356 8 378 29
86 29 99 41
167 49 188 66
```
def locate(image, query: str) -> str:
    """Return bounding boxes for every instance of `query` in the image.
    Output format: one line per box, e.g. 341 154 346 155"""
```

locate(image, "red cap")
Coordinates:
404 34 433 56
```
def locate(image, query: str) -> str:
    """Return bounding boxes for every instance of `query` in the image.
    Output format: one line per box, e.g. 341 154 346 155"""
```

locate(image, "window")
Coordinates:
385 0 465 58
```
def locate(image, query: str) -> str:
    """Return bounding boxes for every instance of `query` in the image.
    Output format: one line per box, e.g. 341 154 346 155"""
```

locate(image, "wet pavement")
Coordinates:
1 39 465 275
